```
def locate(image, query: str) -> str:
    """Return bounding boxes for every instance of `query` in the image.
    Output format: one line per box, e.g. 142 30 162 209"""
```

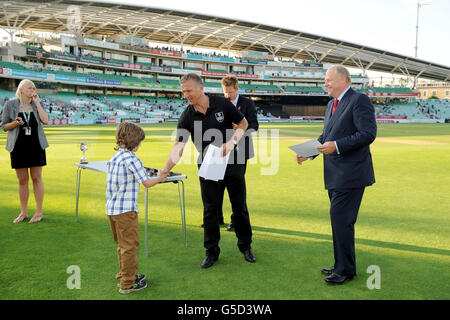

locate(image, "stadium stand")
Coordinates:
0 89 189 124
284 86 327 93
0 19 444 125
239 84 283 92
0 61 30 70
374 100 450 120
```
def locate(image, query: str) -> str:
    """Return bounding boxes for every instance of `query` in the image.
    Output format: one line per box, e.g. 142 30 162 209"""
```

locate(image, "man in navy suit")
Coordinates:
296 65 377 285
220 76 259 232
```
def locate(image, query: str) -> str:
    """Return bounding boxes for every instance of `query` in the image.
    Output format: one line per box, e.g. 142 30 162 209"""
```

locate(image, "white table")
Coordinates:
75 161 187 256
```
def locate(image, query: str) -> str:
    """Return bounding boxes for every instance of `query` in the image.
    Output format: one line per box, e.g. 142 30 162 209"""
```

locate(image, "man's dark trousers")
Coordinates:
328 187 365 276
217 162 247 226
199 163 252 257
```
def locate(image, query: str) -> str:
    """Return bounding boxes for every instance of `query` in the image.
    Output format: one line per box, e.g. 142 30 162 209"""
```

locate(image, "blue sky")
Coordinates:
97 0 449 67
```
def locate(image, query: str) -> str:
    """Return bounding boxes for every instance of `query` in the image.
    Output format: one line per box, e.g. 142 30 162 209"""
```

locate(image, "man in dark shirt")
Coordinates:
160 73 255 268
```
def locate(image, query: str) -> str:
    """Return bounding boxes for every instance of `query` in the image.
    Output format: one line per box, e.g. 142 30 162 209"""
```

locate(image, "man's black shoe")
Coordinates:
227 223 235 232
201 255 218 268
243 249 256 263
324 273 354 285
321 267 334 275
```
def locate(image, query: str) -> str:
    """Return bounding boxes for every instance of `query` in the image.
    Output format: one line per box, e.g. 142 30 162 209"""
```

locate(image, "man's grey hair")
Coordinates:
332 65 352 84
180 73 203 85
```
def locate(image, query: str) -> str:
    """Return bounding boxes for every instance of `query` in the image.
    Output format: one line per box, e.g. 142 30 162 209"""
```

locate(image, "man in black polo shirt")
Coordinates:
160 73 255 268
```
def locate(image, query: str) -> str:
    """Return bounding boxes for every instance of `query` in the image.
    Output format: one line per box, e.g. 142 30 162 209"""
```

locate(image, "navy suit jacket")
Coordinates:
236 95 259 160
317 87 377 190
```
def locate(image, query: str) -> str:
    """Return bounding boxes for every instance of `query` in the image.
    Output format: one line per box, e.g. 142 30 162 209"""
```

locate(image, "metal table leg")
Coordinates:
178 180 187 247
145 188 149 257
75 167 82 222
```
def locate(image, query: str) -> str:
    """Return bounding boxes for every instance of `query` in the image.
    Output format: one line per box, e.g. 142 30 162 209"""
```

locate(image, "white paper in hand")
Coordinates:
288 139 322 157
198 144 230 181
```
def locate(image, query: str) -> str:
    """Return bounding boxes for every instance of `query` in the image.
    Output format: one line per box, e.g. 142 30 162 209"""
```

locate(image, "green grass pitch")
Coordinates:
0 123 449 299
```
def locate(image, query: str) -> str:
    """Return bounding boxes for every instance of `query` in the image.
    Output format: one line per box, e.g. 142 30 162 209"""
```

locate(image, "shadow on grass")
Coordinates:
252 226 450 257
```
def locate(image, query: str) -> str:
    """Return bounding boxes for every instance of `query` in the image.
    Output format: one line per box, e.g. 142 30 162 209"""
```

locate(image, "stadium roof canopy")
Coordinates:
1 0 449 81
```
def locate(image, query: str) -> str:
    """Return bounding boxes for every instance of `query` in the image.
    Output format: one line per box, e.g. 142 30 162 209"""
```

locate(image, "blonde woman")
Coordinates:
2 79 49 223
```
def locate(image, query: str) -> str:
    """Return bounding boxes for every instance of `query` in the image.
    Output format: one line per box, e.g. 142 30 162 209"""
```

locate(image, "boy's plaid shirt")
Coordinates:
106 148 147 216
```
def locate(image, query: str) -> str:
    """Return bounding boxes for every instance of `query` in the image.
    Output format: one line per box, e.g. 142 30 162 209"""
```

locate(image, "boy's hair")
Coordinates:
114 122 145 151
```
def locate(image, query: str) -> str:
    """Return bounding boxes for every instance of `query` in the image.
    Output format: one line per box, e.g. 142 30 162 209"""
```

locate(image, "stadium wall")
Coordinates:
282 105 326 116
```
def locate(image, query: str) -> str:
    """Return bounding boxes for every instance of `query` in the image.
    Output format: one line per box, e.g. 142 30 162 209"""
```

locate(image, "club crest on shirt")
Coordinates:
215 112 224 123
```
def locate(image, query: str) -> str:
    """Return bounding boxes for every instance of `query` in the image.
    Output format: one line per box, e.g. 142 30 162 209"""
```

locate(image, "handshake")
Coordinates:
157 169 168 181
142 167 184 188
142 167 168 188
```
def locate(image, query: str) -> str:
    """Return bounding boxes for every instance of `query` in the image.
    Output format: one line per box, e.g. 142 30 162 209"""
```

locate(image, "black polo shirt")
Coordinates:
176 94 244 161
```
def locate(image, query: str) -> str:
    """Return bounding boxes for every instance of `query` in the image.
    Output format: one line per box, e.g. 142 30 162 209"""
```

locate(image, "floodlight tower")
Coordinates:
414 0 431 58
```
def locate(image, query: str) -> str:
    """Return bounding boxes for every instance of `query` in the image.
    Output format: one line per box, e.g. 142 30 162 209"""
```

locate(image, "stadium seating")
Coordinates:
209 69 228 73
284 86 326 93
0 89 188 122
0 61 30 70
1 85 448 123
372 87 414 93
89 73 145 83
239 84 282 91
203 82 222 88
142 78 180 86
44 69 90 78
374 101 450 120
22 44 46 52
81 55 102 61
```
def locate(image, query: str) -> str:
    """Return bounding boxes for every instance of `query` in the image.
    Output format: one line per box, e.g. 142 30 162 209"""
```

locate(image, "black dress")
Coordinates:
10 112 47 169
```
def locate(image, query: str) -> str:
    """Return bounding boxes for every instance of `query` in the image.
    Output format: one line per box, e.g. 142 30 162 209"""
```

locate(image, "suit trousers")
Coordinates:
217 161 248 223
108 210 140 288
199 164 252 257
328 187 365 276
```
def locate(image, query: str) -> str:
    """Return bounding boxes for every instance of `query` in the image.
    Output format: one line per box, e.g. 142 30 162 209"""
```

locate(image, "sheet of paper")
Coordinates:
288 139 322 157
198 144 230 181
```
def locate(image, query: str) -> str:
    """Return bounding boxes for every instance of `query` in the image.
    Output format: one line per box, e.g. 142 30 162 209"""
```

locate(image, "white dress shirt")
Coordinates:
334 86 351 154
232 94 239 107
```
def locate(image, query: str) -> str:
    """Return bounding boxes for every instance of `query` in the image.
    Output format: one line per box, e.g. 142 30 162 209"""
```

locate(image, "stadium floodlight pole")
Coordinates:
412 0 431 88
414 0 431 58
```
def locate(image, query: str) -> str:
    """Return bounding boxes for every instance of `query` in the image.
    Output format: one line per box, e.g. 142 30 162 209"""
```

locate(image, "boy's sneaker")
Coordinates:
117 274 146 287
119 280 147 294
136 274 146 283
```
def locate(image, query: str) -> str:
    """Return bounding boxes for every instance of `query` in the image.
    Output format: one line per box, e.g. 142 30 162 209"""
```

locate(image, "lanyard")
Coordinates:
20 103 31 128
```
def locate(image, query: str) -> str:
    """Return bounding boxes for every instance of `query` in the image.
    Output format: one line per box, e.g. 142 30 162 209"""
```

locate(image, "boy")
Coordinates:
106 122 166 294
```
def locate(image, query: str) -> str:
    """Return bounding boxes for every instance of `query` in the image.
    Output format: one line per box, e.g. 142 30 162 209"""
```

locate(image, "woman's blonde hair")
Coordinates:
16 79 36 105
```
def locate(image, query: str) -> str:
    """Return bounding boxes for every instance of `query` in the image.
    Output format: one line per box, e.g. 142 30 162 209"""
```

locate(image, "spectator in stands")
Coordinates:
2 79 49 224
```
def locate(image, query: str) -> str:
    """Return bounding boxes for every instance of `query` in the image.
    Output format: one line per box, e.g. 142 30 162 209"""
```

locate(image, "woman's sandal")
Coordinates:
13 214 28 223
29 215 43 224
